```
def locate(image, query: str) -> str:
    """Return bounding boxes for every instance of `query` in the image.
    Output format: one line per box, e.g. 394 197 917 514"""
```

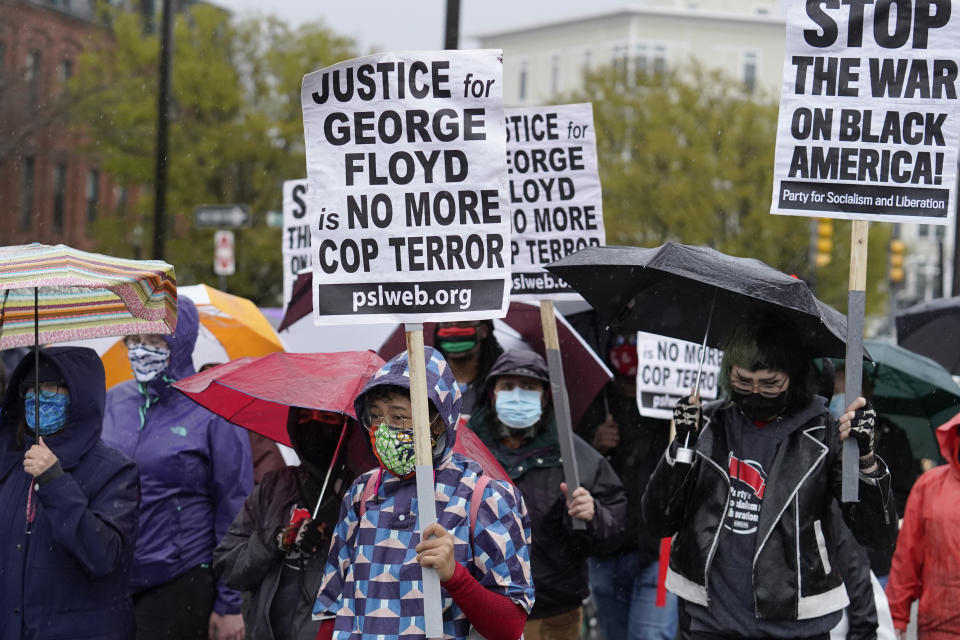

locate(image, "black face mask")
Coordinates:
731 390 789 422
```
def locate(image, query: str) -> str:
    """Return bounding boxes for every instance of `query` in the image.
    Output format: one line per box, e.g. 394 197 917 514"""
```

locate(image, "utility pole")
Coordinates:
153 0 175 260
443 0 460 49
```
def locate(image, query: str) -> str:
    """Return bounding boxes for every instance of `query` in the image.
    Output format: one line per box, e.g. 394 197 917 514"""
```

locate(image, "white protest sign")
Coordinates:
301 50 510 325
505 103 604 300
771 0 960 224
636 332 722 420
282 179 311 309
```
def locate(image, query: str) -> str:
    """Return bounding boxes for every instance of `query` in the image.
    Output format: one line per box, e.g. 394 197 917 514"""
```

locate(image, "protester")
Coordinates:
102 297 253 640
885 419 960 639
470 348 627 640
434 320 503 416
215 408 361 640
0 347 140 639
313 347 535 640
642 312 898 640
577 329 677 640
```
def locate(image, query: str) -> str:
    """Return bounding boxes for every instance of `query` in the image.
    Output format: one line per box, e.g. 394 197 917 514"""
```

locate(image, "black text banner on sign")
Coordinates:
636 332 723 420
301 51 510 325
505 103 605 300
772 0 960 224
281 179 311 310
771 1 960 501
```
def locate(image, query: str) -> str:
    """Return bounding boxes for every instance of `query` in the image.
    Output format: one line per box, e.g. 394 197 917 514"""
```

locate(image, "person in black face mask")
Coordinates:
641 311 898 640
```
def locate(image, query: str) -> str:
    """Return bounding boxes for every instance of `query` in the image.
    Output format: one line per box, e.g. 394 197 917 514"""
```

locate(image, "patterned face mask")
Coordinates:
128 343 171 383
24 389 70 436
371 422 417 478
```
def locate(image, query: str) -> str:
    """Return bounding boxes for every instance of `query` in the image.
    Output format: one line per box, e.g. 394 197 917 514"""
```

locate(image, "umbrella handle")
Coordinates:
676 432 695 464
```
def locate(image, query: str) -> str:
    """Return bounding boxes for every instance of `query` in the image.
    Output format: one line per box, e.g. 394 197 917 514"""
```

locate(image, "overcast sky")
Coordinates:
214 0 630 52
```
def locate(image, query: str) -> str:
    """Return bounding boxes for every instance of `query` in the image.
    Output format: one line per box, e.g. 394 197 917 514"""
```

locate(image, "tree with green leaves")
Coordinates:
569 64 891 316
71 5 356 305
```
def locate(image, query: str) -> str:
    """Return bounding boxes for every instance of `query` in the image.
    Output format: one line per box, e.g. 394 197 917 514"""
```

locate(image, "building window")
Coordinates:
115 184 129 216
550 55 561 95
20 157 35 230
25 50 41 106
582 49 592 72
86 169 100 222
53 162 67 234
518 62 528 102
634 43 649 76
743 51 758 93
918 224 930 237
0 40 6 85
58 58 73 83
652 45 667 75
612 44 629 78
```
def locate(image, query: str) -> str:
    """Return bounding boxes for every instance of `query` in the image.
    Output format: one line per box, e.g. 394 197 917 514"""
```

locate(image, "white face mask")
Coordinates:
128 343 171 383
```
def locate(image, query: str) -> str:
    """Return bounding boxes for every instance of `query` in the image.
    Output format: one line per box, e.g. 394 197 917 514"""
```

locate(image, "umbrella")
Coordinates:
545 243 850 359
856 340 960 461
377 300 613 426
173 351 511 483
98 284 284 388
895 296 960 375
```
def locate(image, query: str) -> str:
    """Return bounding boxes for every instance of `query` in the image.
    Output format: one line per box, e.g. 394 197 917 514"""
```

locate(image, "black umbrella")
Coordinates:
896 296 960 375
545 243 850 359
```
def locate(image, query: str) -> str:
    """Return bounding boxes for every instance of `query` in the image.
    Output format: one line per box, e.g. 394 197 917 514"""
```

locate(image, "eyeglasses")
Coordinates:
123 335 167 349
730 372 788 398
611 333 637 347
362 411 410 431
20 383 66 398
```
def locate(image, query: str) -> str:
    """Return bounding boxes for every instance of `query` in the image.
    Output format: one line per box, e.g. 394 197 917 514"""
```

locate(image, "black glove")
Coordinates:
674 396 702 448
277 519 306 552
295 519 330 555
848 403 877 463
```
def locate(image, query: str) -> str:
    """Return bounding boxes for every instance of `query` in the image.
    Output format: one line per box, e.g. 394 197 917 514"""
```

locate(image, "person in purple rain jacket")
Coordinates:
102 296 253 640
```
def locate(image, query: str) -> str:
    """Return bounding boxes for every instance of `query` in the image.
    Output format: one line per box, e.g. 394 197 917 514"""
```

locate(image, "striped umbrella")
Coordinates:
0 244 177 349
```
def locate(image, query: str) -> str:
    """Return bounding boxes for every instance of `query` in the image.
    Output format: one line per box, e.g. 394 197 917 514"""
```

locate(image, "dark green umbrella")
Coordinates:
859 340 960 461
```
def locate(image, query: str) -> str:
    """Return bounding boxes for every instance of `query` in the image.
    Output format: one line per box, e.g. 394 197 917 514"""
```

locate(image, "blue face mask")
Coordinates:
24 389 71 436
495 388 543 429
829 392 846 418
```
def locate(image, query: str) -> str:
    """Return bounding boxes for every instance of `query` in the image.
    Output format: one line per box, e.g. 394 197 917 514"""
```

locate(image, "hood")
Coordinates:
354 346 462 461
285 407 375 480
476 348 550 410
1 346 106 469
936 416 960 477
159 296 199 382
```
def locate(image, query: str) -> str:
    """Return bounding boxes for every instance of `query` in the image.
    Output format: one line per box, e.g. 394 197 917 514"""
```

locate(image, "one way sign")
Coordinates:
214 230 235 276
194 204 251 228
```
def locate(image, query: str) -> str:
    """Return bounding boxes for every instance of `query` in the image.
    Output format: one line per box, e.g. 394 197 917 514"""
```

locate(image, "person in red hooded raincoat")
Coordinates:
885 417 960 640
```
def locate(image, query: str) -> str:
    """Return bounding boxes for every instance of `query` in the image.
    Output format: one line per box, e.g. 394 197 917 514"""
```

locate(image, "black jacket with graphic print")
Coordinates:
641 398 897 626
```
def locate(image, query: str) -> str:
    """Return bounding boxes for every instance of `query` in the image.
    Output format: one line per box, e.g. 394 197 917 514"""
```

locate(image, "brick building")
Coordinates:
0 0 130 249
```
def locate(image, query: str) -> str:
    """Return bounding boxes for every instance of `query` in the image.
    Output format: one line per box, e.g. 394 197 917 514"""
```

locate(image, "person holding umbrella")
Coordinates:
101 296 253 640
313 347 535 640
642 312 897 640
0 347 140 639
214 408 362 640
470 348 627 640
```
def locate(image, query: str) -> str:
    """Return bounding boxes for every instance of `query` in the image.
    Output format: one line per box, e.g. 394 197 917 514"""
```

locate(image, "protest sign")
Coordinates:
301 50 510 325
282 179 311 309
772 0 960 224
505 103 604 299
635 332 722 420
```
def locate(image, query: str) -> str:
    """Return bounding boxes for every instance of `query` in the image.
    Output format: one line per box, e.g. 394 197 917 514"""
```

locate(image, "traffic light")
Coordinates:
815 218 833 268
889 239 906 284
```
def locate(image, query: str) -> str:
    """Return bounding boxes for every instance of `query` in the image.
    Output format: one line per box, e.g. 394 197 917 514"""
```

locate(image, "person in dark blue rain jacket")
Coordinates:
0 346 140 640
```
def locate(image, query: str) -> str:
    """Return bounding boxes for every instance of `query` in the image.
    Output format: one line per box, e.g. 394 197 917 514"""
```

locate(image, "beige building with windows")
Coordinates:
473 0 787 107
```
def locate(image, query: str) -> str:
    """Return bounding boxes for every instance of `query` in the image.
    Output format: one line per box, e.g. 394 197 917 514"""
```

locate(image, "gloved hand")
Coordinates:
673 395 702 448
277 506 311 552
295 519 330 555
839 398 877 464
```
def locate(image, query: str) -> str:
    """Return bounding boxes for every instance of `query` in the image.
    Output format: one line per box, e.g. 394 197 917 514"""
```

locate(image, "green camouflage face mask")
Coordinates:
371 422 416 478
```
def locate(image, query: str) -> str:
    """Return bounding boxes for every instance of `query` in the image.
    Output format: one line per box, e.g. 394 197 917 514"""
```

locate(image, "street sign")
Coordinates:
265 210 283 228
194 204 251 228
214 230 235 276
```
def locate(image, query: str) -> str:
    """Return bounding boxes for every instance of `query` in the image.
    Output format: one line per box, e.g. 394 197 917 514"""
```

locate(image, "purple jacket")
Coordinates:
101 297 252 614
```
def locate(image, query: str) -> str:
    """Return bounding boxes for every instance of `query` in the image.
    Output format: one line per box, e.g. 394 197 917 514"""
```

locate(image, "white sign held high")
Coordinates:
636 332 722 420
282 179 312 309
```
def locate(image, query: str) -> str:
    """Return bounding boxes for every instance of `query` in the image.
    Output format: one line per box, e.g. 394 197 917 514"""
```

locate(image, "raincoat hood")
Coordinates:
935 417 960 476
159 295 199 382
354 346 462 462
285 408 373 481
1 346 105 470
477 348 551 410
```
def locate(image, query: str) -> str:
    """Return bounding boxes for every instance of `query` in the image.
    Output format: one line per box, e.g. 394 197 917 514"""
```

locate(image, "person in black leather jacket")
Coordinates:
642 312 897 640
469 349 627 640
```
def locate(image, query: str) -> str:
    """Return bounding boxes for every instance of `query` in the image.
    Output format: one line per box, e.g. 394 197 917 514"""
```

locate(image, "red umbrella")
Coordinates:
378 301 613 426
173 350 511 483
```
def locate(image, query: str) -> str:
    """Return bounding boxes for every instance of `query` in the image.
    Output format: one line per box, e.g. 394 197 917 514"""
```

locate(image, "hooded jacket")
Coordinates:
0 347 140 640
214 410 364 640
885 420 960 640
101 297 252 614
468 349 627 619
642 398 897 634
313 347 535 640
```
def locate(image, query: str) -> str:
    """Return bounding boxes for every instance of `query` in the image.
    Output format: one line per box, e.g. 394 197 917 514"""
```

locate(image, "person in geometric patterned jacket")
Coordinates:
313 346 536 640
